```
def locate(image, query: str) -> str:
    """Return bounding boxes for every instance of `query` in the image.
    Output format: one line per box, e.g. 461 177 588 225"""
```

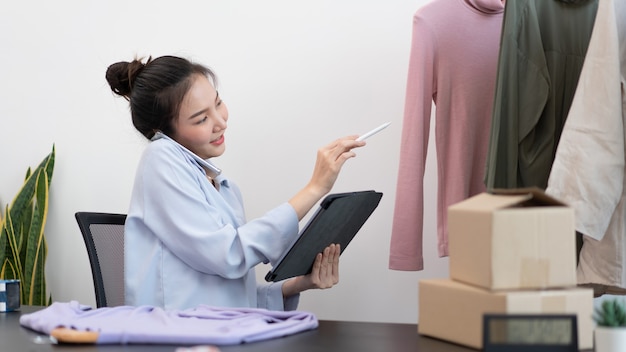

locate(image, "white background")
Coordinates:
0 0 450 324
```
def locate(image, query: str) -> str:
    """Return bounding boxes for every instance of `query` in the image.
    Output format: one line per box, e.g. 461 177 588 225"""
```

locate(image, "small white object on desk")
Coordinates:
0 279 20 312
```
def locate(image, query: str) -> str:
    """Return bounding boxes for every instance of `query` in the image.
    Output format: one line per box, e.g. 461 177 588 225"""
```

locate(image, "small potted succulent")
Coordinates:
594 298 626 352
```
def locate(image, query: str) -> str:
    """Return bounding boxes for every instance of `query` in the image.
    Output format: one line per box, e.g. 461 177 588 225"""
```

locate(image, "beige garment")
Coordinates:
546 0 626 295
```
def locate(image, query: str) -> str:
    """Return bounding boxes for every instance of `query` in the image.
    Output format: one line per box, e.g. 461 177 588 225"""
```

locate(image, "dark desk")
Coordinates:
2 306 476 352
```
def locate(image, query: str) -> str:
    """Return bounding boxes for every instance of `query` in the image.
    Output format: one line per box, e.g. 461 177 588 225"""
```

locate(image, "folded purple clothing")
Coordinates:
20 301 318 345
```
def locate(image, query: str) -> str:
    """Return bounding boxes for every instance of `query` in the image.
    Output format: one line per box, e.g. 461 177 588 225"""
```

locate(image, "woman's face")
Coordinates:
173 74 228 160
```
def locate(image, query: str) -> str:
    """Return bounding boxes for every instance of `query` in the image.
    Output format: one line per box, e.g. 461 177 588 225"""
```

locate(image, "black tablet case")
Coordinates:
265 190 383 282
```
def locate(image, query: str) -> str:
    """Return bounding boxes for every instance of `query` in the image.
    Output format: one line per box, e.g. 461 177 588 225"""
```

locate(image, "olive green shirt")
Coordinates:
485 0 598 190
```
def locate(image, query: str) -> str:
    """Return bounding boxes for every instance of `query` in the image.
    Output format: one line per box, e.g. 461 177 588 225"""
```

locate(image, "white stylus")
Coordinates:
356 122 391 141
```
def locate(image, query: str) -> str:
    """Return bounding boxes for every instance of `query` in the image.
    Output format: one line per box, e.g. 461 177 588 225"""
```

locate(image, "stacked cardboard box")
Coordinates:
417 188 594 349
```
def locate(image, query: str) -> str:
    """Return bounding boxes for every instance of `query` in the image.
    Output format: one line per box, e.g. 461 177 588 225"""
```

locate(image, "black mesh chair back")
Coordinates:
75 212 126 308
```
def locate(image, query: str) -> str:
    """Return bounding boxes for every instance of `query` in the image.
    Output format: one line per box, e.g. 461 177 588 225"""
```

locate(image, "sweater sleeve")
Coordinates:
389 11 437 271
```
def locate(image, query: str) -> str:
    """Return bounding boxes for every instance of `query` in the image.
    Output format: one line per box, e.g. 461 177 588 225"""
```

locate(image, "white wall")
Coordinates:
0 0 450 324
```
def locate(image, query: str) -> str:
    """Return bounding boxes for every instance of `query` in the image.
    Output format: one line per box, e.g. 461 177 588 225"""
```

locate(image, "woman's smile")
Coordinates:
211 135 225 145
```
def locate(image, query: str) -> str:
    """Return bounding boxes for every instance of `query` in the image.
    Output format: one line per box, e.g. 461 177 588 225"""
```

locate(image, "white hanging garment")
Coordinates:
546 0 626 295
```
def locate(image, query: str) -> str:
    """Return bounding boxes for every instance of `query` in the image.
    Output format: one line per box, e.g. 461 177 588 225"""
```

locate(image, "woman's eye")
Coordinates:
216 100 223 107
196 116 208 125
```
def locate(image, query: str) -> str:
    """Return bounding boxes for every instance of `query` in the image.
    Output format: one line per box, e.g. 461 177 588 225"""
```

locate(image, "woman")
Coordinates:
105 55 365 311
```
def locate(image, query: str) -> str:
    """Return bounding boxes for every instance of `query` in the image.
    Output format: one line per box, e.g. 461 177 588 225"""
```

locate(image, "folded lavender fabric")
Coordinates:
20 301 318 345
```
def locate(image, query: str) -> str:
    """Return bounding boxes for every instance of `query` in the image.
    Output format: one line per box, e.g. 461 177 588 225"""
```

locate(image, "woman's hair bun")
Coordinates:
105 57 151 99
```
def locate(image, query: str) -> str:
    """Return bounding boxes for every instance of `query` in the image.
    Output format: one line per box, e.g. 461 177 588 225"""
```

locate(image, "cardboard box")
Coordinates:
418 278 593 350
448 188 577 290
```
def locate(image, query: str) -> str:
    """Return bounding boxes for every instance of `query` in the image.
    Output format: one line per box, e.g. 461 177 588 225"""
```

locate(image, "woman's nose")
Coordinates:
214 113 228 131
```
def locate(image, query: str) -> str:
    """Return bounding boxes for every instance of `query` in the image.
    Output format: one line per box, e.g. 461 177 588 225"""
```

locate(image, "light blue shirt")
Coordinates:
124 137 300 311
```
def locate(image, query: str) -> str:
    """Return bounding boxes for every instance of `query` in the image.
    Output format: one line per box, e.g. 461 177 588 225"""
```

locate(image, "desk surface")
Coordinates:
2 306 477 352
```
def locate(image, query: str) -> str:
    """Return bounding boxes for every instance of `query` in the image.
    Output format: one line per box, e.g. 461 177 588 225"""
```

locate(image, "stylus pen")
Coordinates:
356 122 391 141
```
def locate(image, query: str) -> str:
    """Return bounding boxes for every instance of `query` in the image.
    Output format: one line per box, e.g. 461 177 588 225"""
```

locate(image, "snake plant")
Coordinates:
0 145 55 306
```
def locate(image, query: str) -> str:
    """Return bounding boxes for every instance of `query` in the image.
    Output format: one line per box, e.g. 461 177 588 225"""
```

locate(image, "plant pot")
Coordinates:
595 326 626 352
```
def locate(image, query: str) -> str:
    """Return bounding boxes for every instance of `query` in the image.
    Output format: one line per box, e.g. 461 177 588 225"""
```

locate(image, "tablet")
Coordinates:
265 190 383 282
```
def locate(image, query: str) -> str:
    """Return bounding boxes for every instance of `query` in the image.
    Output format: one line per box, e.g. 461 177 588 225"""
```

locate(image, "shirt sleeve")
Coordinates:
484 1 550 190
256 281 300 311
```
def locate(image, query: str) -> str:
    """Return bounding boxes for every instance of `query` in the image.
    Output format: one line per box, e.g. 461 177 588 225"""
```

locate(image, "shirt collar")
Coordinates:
214 175 230 189
463 0 505 14
151 131 222 179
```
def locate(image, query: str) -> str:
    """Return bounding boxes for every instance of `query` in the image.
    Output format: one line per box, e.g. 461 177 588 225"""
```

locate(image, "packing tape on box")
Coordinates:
0 279 20 312
521 258 549 287
542 295 567 312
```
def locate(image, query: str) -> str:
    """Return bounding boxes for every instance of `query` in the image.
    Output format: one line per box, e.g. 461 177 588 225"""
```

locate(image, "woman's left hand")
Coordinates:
281 244 340 297
306 243 340 289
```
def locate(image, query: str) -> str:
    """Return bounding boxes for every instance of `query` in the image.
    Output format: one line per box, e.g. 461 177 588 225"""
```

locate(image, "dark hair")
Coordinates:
105 55 216 139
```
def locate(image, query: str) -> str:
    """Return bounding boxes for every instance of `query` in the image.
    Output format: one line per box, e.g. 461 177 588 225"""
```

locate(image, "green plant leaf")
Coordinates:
39 145 55 187
7 167 36 233
8 147 54 227
17 196 33 274
1 208 22 297
594 299 626 327
4 208 23 282
22 169 42 302
0 257 18 282
0 206 9 274
24 170 49 305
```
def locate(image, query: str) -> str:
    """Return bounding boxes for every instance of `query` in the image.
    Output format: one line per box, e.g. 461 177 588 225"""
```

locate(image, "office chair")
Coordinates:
75 212 127 308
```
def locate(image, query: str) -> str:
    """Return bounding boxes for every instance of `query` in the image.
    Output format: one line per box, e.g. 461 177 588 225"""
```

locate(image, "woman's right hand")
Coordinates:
309 136 365 195
289 136 365 220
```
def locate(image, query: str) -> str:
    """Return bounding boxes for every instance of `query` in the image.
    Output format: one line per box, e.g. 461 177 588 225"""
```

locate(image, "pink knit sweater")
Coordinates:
390 0 503 271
